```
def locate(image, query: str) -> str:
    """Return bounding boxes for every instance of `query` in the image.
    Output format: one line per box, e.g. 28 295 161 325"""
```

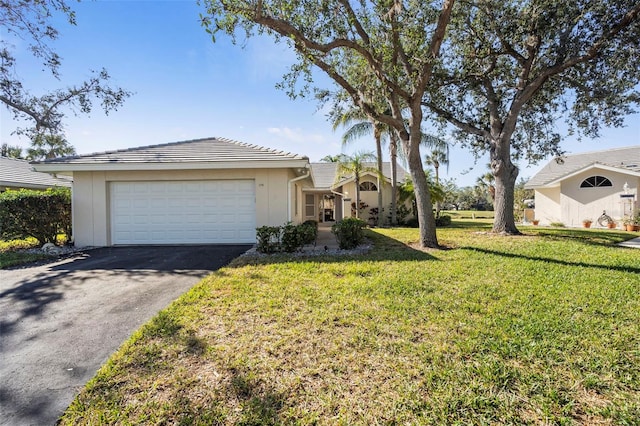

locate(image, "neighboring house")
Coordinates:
525 146 640 227
0 156 72 192
32 137 407 247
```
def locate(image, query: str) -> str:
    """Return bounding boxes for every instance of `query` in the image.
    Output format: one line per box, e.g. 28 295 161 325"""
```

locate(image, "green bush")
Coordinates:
435 215 452 227
0 188 71 245
281 223 304 253
331 218 366 250
255 226 281 254
256 222 317 253
300 220 318 245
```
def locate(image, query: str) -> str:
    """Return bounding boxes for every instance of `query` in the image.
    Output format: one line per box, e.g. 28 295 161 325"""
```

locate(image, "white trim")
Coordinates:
529 163 640 189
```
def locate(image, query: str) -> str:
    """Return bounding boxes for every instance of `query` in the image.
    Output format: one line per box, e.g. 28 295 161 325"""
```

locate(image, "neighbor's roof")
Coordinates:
0 156 72 190
310 162 408 189
32 137 309 173
525 145 640 189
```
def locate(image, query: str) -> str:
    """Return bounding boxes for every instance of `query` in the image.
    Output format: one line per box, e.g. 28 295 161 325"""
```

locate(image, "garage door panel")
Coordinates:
111 180 256 244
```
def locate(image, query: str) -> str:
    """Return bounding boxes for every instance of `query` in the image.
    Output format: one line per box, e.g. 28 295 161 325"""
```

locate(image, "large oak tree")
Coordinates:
424 0 640 234
201 0 456 248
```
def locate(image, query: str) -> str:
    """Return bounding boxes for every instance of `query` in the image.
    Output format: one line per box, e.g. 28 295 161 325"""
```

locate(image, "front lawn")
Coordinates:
61 225 639 424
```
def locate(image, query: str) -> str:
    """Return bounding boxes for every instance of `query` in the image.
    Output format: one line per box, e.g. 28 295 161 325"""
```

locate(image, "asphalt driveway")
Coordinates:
0 245 251 426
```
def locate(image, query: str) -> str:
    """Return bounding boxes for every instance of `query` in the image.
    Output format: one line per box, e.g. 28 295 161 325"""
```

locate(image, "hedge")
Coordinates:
0 188 71 245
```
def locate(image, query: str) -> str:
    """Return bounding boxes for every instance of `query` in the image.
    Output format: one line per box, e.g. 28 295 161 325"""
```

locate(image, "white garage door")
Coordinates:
110 180 256 244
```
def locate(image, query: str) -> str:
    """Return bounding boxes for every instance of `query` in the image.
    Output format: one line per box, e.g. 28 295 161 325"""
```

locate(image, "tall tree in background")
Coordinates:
335 151 376 219
202 0 456 248
320 154 343 163
331 107 387 226
1 0 131 138
424 139 450 216
424 0 640 234
1 143 23 159
27 134 76 160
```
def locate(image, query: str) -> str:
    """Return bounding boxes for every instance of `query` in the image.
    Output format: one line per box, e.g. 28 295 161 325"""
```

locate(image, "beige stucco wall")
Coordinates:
71 168 295 247
533 186 561 225
341 175 393 222
534 169 639 227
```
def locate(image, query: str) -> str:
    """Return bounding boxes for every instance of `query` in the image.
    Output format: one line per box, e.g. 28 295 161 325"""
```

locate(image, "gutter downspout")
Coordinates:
288 168 311 222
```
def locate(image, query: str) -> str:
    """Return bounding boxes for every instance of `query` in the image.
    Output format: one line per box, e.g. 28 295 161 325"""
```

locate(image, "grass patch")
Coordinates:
443 210 495 220
60 226 640 425
0 237 47 268
0 235 69 268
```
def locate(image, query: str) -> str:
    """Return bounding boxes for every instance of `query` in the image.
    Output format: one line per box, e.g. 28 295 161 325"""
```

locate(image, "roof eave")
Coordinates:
32 159 310 173
541 163 640 188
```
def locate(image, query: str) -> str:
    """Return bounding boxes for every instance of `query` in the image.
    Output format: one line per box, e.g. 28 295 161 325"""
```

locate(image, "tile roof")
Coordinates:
310 162 408 189
0 157 72 190
526 145 640 188
34 137 307 166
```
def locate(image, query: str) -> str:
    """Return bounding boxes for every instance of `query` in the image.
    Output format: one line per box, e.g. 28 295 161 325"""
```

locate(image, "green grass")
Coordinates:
0 237 47 268
442 210 495 220
60 225 640 425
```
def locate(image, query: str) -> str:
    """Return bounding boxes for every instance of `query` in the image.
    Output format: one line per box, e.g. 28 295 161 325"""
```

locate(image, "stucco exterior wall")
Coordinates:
534 169 639 228
533 186 561 225
71 168 294 247
341 175 393 222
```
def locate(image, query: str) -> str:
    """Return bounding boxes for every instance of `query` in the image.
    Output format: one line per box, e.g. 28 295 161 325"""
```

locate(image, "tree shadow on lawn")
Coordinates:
233 230 438 267
532 228 636 248
461 246 640 275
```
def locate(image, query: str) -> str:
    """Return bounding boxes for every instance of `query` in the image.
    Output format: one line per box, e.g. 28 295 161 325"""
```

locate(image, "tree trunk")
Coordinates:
490 139 520 234
389 133 398 226
434 164 441 217
404 135 439 248
375 127 383 226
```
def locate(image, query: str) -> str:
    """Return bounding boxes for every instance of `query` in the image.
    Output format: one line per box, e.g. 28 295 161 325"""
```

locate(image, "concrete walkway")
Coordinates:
301 222 339 253
619 236 640 248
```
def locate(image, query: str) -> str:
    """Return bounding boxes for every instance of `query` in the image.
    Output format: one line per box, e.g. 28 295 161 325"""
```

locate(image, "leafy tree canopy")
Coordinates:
424 0 640 233
1 0 131 138
201 0 457 248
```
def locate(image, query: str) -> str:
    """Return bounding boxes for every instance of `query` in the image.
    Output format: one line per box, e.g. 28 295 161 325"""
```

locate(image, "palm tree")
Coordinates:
332 107 402 225
332 108 385 224
424 139 450 216
475 171 496 210
320 154 343 163
28 133 76 160
335 151 377 219
398 171 445 223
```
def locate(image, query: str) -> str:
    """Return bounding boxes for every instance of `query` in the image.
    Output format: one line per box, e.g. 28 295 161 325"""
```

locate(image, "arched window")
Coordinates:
359 181 377 191
580 176 612 188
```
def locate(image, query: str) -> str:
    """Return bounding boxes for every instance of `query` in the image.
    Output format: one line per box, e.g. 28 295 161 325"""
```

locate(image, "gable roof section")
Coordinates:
525 145 640 189
0 157 72 190
309 162 408 189
32 137 309 173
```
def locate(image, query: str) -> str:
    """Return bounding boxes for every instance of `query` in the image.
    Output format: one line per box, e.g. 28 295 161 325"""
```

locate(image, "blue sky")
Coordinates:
1 0 638 187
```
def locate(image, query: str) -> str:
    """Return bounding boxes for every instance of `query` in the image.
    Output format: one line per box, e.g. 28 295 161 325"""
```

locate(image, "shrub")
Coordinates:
281 222 304 253
435 215 452 227
300 220 318 245
255 226 281 254
255 222 317 253
331 218 366 250
0 188 71 245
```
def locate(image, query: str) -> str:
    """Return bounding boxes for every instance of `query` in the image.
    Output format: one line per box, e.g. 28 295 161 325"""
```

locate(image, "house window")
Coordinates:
580 176 612 188
305 194 315 217
359 181 377 191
